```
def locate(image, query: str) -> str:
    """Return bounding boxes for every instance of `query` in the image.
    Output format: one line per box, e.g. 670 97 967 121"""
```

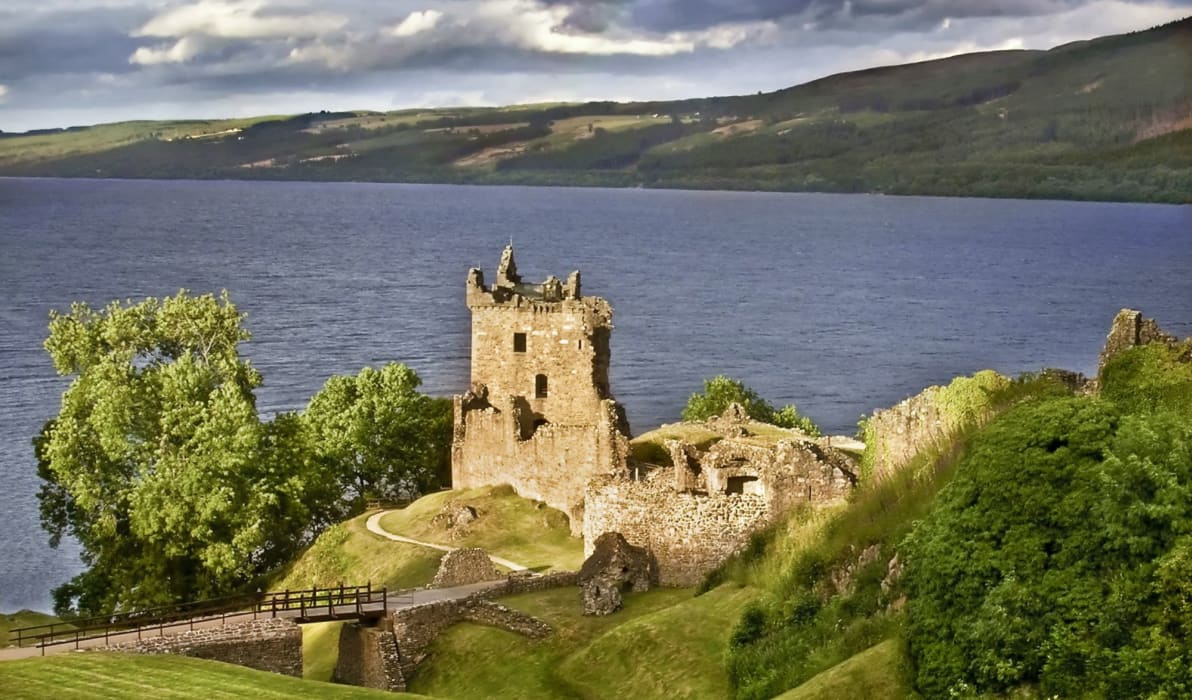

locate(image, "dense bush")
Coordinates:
904 343 1192 698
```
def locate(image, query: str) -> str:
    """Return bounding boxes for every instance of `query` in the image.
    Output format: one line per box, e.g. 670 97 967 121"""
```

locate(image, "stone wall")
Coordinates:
105 617 302 677
333 622 406 692
1098 308 1178 381
584 432 853 586
390 598 552 679
583 471 772 586
431 548 502 588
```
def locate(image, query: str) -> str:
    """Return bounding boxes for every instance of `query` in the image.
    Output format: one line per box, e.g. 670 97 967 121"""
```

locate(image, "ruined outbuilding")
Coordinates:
451 245 631 535
578 532 658 615
585 409 858 586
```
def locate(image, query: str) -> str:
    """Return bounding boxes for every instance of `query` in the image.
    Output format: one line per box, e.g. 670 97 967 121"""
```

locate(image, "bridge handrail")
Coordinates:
8 582 387 652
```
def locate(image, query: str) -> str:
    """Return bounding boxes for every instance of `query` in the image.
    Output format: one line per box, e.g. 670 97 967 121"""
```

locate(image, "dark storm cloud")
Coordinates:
0 6 150 82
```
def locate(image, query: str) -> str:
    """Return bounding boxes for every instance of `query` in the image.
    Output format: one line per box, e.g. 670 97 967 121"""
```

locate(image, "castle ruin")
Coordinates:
451 246 630 534
452 246 859 583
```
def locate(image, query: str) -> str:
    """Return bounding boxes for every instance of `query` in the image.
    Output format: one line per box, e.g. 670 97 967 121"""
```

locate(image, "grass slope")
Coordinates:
408 586 737 698
302 621 345 682
559 585 758 699
377 485 583 572
0 652 428 699
774 639 919 700
271 511 443 592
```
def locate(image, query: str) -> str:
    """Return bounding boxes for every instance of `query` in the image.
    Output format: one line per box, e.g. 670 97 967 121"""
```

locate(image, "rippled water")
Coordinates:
1 177 1189 612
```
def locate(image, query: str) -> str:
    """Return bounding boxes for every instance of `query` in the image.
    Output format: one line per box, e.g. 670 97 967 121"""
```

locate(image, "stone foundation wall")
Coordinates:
333 622 406 692
105 617 301 677
391 598 552 678
583 472 773 587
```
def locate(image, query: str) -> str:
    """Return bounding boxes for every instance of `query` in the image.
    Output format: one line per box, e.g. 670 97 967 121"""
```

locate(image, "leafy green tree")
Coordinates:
682 375 821 436
301 363 452 508
37 291 328 615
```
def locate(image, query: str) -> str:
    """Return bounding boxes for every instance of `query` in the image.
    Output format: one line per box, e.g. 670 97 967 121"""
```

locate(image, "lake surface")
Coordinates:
1 177 1189 612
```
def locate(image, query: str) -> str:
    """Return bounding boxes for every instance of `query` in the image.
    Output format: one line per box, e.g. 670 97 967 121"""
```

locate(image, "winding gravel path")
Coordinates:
364 511 530 572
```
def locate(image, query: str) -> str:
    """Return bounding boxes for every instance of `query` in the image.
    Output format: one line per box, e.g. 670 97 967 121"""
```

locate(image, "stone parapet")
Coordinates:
104 617 302 677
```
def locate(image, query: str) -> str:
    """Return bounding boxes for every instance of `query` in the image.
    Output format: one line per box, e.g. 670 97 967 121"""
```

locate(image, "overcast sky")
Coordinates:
1 0 1189 132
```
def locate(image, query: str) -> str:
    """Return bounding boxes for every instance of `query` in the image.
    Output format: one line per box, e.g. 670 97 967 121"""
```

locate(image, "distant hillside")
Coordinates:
2 18 1190 203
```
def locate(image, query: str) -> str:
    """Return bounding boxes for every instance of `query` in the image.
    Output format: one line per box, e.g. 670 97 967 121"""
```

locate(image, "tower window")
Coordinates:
535 374 548 399
513 333 527 353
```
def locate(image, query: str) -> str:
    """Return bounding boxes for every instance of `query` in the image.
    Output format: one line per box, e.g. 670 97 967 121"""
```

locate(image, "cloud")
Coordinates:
0 84 8 102
1 0 1189 132
129 36 205 64
135 0 347 40
391 9 443 38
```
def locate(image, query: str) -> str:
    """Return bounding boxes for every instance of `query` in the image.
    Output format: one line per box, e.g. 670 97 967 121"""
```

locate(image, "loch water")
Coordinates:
2 177 1189 612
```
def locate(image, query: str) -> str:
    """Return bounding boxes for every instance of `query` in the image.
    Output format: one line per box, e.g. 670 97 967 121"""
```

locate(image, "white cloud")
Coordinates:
129 36 205 65
135 0 347 40
0 84 8 102
391 9 443 38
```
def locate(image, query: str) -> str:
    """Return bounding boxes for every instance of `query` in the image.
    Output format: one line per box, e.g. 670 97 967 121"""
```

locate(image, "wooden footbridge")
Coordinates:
6 583 398 657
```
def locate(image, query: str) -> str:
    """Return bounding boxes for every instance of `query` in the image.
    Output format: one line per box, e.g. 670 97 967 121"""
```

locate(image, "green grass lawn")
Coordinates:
378 485 584 572
0 652 430 699
409 584 758 699
271 512 443 592
775 639 919 699
2 610 61 648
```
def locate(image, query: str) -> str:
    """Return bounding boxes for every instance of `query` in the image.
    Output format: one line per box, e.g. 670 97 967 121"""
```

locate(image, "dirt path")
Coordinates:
364 511 530 572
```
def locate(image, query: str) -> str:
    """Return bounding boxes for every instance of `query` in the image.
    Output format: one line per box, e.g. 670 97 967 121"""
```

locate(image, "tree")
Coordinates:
301 363 452 508
682 375 822 436
37 291 326 615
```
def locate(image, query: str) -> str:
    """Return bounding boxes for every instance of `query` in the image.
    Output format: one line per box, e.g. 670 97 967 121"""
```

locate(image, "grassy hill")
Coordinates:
1 18 1189 202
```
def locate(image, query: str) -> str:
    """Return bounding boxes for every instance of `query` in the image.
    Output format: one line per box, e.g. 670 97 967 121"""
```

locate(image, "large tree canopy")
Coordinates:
37 291 325 615
301 363 452 508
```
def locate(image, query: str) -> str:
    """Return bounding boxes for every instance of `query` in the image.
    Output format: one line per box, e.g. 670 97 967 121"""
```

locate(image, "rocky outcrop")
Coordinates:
431 547 502 588
578 532 658 615
432 502 478 532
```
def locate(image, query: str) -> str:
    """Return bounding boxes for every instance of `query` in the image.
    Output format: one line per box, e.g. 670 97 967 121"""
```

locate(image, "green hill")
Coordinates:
2 18 1189 202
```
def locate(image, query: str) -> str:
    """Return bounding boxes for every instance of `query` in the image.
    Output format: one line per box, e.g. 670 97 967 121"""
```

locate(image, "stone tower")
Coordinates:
451 245 630 534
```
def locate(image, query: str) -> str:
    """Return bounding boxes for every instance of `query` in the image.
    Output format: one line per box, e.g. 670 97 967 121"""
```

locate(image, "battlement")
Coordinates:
466 245 585 309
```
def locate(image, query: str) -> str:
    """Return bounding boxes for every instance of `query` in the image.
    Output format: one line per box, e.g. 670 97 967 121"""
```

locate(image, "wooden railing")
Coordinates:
8 583 389 654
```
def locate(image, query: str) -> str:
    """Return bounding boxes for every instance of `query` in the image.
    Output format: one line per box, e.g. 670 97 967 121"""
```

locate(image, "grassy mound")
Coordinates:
559 585 758 698
271 512 443 591
378 485 583 572
1 611 59 648
775 639 918 700
0 652 428 699
630 420 819 466
410 585 763 698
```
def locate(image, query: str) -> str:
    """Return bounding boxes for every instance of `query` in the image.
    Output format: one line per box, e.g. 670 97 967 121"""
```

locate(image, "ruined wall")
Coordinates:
390 599 552 679
864 370 1009 480
105 617 302 677
583 472 769 586
585 437 852 586
1098 308 1178 381
333 622 406 692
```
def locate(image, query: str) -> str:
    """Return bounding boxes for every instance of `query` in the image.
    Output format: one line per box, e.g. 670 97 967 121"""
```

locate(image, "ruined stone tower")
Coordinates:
451 245 630 534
